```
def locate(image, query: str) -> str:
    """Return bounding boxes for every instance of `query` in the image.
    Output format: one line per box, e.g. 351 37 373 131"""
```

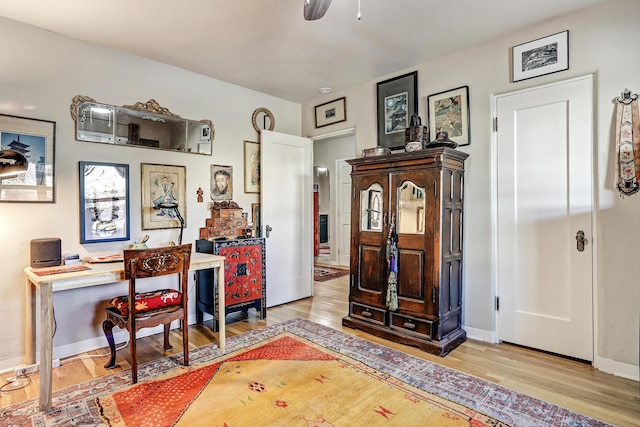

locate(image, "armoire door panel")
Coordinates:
358 244 385 293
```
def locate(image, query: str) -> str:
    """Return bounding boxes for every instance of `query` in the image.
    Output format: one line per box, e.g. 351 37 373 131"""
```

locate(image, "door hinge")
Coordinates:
432 287 437 304
495 296 500 312
493 117 498 132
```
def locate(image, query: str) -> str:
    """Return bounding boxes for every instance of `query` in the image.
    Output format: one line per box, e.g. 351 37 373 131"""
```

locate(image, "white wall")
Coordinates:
0 17 301 370
302 0 640 378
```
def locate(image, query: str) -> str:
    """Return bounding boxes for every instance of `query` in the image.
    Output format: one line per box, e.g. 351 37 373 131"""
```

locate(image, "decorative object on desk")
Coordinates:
63 253 81 265
427 85 470 147
0 113 56 202
244 141 260 193
31 264 91 276
376 71 418 150
130 234 150 249
83 253 124 263
154 201 185 245
210 164 233 201
512 30 569 83
251 107 275 135
141 163 186 231
314 96 346 128
614 88 640 196
30 237 62 268
79 161 130 243
426 131 458 149
102 244 192 384
361 146 390 157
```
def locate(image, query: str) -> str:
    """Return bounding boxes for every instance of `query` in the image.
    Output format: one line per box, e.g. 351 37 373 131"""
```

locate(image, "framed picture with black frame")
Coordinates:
0 114 56 203
426 85 471 147
79 161 130 243
512 30 569 83
315 97 347 128
376 71 417 150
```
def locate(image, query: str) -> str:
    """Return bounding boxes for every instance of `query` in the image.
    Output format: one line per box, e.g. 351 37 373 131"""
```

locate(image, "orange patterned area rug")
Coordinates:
96 333 501 427
0 319 612 426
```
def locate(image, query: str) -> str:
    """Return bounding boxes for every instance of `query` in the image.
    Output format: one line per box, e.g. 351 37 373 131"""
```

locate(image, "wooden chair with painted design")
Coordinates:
102 244 192 383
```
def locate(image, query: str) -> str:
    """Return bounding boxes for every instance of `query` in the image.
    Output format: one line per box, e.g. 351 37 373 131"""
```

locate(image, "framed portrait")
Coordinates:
0 114 56 202
512 30 569 82
315 97 347 128
376 71 417 150
211 164 233 201
79 161 130 243
141 163 186 230
244 141 260 193
427 85 471 147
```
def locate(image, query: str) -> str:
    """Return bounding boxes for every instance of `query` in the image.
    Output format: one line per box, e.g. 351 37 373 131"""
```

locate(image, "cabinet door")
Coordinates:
391 169 439 317
350 174 388 307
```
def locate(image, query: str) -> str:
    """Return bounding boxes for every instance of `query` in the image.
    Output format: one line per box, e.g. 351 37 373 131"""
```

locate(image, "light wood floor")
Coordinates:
1 274 638 426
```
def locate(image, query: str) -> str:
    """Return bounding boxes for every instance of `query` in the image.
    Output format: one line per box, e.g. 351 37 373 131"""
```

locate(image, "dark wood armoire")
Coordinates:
342 148 468 356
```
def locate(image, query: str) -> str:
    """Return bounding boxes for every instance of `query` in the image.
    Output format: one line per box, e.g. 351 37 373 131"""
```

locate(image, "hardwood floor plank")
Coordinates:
1 274 638 426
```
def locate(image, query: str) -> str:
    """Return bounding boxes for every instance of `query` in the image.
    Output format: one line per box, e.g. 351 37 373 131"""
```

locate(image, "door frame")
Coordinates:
490 74 600 367
310 127 356 266
335 157 352 267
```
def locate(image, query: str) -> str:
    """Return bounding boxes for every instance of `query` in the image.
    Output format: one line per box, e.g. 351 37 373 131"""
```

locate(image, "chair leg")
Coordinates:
182 319 189 366
102 319 117 369
163 323 172 351
130 327 138 384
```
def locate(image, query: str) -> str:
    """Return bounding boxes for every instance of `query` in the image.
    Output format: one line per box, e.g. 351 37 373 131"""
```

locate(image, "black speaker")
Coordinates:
30 238 62 268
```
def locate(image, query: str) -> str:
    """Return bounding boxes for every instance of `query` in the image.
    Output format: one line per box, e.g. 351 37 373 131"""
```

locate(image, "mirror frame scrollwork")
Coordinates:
70 95 215 155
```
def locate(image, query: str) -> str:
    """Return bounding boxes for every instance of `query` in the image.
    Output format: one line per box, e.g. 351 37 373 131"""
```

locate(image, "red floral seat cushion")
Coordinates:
109 289 182 316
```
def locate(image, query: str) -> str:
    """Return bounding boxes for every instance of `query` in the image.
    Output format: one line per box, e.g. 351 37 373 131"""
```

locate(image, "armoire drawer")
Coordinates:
350 302 386 326
389 312 434 339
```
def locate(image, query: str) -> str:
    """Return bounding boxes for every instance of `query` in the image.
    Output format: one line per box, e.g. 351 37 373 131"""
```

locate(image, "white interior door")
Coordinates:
261 130 313 307
496 75 594 361
336 158 351 267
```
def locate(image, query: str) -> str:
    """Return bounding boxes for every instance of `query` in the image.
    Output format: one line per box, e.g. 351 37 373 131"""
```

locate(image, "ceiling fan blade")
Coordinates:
303 0 332 21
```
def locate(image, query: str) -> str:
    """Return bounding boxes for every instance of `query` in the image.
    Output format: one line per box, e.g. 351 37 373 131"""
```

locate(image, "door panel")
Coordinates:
496 75 594 361
261 130 313 307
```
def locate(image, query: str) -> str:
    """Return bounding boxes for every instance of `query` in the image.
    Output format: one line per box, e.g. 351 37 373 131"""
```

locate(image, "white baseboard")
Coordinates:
464 325 497 343
464 325 639 382
595 355 640 381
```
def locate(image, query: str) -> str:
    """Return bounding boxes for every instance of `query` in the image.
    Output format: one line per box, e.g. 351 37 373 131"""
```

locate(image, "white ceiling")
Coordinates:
0 0 608 104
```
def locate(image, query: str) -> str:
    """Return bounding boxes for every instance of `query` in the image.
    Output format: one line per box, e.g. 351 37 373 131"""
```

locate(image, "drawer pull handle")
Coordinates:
361 311 373 318
403 322 416 330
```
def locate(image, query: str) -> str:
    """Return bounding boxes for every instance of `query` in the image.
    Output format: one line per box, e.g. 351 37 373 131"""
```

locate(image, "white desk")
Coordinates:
24 251 225 411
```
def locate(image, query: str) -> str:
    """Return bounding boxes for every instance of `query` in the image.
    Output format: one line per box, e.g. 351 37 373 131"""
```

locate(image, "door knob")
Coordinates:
576 230 586 252
266 225 273 238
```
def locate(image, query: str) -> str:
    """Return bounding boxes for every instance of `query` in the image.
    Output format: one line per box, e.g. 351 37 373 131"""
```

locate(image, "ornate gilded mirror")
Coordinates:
70 96 214 155
398 181 426 234
360 183 383 232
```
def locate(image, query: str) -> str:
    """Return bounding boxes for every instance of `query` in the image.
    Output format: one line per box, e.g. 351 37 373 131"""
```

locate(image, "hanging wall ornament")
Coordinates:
614 89 640 196
251 107 275 136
